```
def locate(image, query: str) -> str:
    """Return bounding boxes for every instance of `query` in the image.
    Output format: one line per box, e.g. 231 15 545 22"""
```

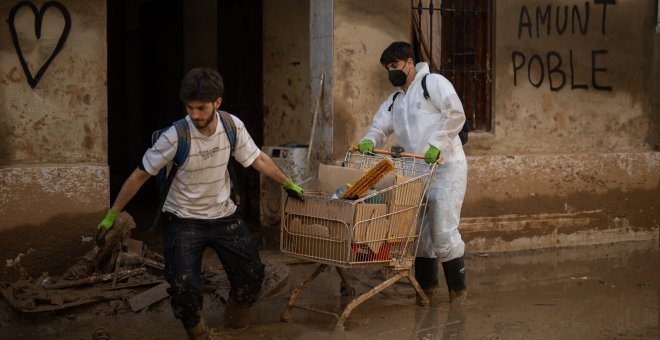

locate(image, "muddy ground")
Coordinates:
0 240 657 340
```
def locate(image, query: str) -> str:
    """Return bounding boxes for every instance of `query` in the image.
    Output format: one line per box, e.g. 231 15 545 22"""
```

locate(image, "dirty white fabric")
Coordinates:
142 111 260 219
362 62 467 261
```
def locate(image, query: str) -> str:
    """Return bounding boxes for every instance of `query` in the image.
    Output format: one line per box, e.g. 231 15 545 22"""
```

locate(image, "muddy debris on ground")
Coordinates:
0 212 289 316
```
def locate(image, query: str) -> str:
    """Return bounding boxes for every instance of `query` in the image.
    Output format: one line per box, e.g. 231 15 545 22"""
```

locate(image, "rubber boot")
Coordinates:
442 256 467 305
414 257 440 305
224 300 251 330
184 315 210 340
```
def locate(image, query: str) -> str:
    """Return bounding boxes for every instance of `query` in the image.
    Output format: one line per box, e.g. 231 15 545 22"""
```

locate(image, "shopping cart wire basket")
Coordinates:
279 150 438 330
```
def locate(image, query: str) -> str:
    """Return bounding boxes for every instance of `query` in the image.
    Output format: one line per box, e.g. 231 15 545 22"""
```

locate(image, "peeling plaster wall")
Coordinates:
263 0 310 147
0 1 108 279
333 0 409 159
0 1 107 163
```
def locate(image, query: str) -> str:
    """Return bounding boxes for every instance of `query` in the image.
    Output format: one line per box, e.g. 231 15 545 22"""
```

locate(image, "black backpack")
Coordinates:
388 73 469 145
150 110 238 228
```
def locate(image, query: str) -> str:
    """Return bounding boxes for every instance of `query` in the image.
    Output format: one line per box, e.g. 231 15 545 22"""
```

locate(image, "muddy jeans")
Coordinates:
162 211 265 329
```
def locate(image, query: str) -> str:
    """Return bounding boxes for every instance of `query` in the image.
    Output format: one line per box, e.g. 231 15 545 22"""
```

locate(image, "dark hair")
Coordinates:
179 67 224 103
380 41 414 66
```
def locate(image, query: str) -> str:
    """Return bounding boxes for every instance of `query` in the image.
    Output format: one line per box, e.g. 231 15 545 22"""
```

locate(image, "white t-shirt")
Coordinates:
142 112 260 219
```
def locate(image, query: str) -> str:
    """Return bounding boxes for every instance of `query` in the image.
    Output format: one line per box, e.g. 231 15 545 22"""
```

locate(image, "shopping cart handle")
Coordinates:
349 146 443 164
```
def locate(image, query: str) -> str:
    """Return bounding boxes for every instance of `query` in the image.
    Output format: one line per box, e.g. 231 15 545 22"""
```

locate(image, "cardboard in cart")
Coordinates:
281 163 425 263
387 204 420 239
352 204 389 253
317 164 396 195
391 176 425 206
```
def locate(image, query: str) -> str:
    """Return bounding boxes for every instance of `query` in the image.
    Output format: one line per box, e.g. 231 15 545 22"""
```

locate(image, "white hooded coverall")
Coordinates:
361 62 467 262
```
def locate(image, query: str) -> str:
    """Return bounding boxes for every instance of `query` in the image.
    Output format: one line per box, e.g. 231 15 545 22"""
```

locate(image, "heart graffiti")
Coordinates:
8 1 71 89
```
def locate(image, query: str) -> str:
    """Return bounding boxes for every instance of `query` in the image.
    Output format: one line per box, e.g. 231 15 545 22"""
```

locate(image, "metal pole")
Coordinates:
429 0 434 65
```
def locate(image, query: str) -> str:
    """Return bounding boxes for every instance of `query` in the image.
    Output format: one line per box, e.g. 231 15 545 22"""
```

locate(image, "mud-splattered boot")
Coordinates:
224 300 251 330
442 256 467 305
184 315 210 340
414 257 440 305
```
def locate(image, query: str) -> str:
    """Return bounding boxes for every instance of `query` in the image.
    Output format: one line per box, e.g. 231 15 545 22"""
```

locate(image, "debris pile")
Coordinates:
0 212 289 314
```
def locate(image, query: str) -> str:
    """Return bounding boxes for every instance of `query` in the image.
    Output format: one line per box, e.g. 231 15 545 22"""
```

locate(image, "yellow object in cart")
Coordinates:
341 157 395 200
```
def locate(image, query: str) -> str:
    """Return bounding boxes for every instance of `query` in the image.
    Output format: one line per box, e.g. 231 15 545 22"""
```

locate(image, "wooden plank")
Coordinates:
128 281 170 312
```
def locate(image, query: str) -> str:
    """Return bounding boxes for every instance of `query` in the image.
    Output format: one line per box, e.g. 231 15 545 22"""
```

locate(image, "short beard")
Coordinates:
193 111 215 130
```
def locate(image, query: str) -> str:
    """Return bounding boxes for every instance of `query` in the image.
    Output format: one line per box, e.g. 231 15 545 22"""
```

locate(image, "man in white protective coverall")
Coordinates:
358 41 468 305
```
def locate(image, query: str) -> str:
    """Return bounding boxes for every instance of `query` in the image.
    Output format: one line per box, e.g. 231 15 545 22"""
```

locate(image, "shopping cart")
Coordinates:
279 149 438 330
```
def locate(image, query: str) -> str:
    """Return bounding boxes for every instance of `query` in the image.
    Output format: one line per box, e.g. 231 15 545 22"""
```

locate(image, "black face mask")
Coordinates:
388 62 409 87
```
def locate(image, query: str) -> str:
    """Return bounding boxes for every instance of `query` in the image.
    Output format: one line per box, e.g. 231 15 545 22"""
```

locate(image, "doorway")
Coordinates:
107 0 263 236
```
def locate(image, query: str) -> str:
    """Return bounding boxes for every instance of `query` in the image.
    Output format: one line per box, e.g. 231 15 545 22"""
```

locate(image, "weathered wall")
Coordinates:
0 0 108 279
486 0 655 155
459 0 659 251
462 152 659 251
333 0 409 159
263 0 310 147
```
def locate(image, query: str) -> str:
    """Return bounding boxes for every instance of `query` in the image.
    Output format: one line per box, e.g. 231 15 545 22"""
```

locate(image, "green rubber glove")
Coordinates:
358 140 374 154
283 179 304 201
98 210 119 230
424 145 441 164
96 210 119 247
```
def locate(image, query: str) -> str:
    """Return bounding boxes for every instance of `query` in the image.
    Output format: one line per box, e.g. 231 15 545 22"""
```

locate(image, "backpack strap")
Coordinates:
216 110 242 205
421 74 430 100
160 118 190 198
171 118 191 166
152 118 191 230
387 92 401 112
217 110 237 151
161 118 190 195
421 73 469 145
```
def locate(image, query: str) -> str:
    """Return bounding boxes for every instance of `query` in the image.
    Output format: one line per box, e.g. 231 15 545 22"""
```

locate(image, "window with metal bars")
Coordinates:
412 0 492 131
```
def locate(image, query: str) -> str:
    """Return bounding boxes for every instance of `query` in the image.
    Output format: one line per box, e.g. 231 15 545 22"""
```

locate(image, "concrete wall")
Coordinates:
333 0 409 158
460 0 659 251
487 0 655 154
263 0 310 147
0 0 108 278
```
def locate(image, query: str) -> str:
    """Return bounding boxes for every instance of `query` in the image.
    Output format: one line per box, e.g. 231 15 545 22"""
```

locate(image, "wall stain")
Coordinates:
281 94 296 110
82 123 95 149
7 67 22 83
66 84 91 107
464 187 659 232
0 211 104 283
32 117 47 131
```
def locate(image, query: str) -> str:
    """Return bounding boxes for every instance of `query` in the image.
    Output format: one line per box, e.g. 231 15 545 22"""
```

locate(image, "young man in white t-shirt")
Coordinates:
96 68 303 339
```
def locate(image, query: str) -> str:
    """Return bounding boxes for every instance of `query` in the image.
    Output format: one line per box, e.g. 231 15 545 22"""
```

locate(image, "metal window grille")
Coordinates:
412 0 492 131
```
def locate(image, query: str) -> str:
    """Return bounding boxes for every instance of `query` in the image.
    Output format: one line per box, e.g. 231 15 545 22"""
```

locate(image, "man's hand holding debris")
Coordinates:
96 210 119 247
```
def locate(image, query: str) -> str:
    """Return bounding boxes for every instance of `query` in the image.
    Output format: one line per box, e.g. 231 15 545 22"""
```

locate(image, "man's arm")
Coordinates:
96 167 152 247
250 151 289 185
110 167 152 212
250 151 304 201
362 93 397 147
